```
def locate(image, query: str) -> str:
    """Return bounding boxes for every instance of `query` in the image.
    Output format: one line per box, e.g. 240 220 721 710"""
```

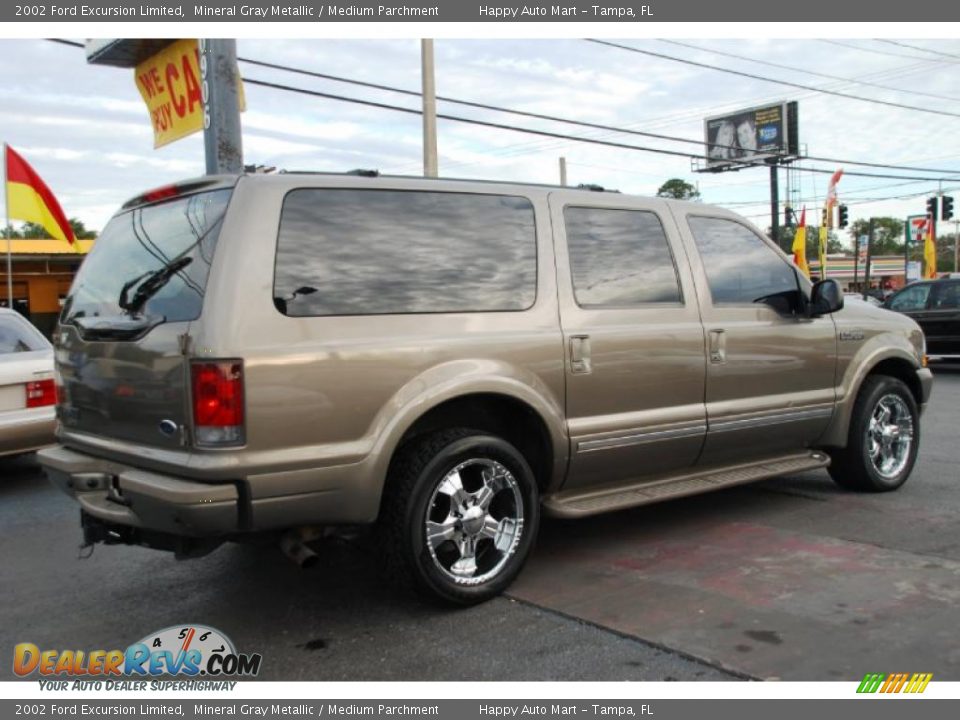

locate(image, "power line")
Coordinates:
587 39 960 118
239 54 960 175
659 39 960 104
242 76 960 183
48 38 960 177
818 39 952 63
874 39 960 62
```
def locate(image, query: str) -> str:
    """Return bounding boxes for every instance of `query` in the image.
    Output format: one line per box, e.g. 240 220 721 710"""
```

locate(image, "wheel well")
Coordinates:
866 357 922 405
393 394 554 490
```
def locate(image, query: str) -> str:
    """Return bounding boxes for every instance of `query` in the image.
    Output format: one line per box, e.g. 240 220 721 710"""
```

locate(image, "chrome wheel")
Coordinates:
866 393 915 479
424 458 524 586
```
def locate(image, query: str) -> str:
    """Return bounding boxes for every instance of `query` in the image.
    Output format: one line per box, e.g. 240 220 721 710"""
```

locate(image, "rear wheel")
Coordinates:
377 429 539 605
828 375 919 492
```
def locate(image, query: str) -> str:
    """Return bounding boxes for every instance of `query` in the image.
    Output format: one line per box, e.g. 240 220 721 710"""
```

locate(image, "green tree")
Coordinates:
847 217 904 256
2 218 97 239
69 218 97 239
656 178 700 201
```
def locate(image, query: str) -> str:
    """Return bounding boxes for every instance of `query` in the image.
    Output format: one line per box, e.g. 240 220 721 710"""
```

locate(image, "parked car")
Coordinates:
0 308 56 458
882 278 960 361
40 173 932 604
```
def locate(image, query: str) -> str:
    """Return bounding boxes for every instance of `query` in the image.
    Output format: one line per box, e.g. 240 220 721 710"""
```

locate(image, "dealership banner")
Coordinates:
134 39 246 148
4 0 959 22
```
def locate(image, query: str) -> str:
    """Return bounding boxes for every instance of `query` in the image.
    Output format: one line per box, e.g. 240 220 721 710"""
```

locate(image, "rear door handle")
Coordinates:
569 335 592 374
709 329 726 364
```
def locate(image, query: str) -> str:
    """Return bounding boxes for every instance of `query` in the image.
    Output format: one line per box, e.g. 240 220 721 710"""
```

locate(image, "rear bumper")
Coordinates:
0 407 55 458
38 445 240 537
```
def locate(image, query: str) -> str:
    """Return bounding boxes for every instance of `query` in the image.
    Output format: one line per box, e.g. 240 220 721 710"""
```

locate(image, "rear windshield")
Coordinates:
61 189 232 328
0 314 50 354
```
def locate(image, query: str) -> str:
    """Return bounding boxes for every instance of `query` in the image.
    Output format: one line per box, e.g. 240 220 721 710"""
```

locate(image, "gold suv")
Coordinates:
39 173 932 604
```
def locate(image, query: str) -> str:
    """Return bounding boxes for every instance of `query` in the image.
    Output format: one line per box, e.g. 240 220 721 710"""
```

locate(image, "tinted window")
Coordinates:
62 189 231 327
687 216 799 306
274 190 537 316
930 281 960 310
0 314 49 354
564 207 682 307
888 284 931 312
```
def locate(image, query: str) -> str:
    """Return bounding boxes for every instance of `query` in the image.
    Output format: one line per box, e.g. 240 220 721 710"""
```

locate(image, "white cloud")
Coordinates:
0 37 957 233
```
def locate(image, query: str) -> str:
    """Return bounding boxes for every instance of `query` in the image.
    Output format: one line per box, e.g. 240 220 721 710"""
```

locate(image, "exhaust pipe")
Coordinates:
280 528 322 570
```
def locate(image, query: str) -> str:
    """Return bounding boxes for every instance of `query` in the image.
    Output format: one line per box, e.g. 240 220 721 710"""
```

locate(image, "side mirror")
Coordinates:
810 278 844 316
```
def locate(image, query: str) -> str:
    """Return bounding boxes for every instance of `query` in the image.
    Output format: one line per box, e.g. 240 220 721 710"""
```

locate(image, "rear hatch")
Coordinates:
56 179 235 451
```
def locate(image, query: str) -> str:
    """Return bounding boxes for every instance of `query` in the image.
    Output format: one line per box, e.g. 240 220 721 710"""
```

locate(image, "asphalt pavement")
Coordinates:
2 367 958 682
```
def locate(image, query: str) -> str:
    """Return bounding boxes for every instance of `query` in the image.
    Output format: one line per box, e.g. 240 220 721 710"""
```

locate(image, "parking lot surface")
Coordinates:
2 368 958 681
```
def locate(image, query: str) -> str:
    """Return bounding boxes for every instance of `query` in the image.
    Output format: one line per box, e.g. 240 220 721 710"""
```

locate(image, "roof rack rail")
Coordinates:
347 169 380 177
577 183 616 193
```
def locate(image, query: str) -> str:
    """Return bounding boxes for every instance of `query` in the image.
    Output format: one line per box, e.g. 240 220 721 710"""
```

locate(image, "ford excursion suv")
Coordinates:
39 173 932 605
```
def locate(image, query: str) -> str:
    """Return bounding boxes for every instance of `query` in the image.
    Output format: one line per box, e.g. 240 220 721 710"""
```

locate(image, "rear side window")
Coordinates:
687 216 799 305
0 314 49 354
564 206 682 307
274 189 537 316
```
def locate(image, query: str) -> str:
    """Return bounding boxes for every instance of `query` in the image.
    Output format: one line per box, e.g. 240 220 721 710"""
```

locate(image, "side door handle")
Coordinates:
569 335 592 374
709 329 726 364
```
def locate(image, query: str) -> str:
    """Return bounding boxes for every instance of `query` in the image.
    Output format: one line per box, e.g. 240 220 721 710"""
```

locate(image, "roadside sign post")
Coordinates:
905 214 927 281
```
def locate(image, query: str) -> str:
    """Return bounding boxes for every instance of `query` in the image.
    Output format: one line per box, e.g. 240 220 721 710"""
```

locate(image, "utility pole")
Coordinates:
559 157 567 186
769 161 780 250
199 39 243 174
863 218 874 301
421 39 438 178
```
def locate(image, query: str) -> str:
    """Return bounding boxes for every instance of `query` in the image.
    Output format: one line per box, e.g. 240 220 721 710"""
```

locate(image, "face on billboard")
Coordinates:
705 104 786 165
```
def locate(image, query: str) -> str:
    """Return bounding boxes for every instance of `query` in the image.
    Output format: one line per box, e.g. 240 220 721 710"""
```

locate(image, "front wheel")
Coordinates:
377 429 540 605
828 375 920 492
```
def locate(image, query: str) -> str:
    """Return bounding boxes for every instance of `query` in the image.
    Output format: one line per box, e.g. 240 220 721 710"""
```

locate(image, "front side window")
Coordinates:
930 281 960 310
888 284 932 312
274 189 537 316
564 206 682 307
687 216 800 310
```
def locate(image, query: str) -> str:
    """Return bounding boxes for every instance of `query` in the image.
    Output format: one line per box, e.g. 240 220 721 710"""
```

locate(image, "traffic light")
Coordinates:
927 196 939 219
943 195 955 221
837 204 849 228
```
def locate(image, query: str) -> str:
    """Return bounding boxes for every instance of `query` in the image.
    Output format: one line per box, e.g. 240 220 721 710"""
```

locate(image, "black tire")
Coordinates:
827 375 920 492
376 428 540 605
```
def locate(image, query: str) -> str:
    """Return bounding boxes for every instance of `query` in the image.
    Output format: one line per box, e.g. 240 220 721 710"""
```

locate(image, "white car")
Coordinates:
0 309 56 458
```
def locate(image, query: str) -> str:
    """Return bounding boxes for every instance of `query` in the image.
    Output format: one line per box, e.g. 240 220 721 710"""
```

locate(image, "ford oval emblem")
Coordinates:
158 420 178 437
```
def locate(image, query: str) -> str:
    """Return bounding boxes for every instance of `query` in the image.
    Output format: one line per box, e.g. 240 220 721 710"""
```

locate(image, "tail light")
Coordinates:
191 361 245 446
26 379 57 408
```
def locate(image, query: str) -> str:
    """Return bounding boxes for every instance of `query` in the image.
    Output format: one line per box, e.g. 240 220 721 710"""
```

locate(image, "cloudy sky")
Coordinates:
1 36 958 245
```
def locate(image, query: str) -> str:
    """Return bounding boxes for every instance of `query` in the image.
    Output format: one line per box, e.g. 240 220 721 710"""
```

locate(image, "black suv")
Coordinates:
883 278 960 361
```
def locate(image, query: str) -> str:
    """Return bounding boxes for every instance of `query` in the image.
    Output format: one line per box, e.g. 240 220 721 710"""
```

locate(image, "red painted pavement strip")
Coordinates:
510 517 960 679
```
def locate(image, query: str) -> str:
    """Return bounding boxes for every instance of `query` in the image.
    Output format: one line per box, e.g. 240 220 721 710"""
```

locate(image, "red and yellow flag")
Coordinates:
924 215 937 279
792 206 810 277
4 145 76 247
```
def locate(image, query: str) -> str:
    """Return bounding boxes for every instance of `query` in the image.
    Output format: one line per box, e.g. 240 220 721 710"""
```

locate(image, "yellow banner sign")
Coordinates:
134 39 245 149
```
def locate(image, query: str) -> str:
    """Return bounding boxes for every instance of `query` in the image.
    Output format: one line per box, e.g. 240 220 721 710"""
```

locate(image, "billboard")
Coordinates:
704 102 798 167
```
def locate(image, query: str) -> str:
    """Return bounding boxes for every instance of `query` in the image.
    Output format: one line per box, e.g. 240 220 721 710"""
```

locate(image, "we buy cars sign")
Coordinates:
134 39 245 148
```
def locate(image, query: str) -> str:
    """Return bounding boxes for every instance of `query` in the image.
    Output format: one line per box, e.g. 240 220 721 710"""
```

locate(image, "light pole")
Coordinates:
421 39 438 178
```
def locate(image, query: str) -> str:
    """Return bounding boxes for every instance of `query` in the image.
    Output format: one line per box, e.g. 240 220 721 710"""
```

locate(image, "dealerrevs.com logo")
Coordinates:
13 625 262 686
857 673 933 694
